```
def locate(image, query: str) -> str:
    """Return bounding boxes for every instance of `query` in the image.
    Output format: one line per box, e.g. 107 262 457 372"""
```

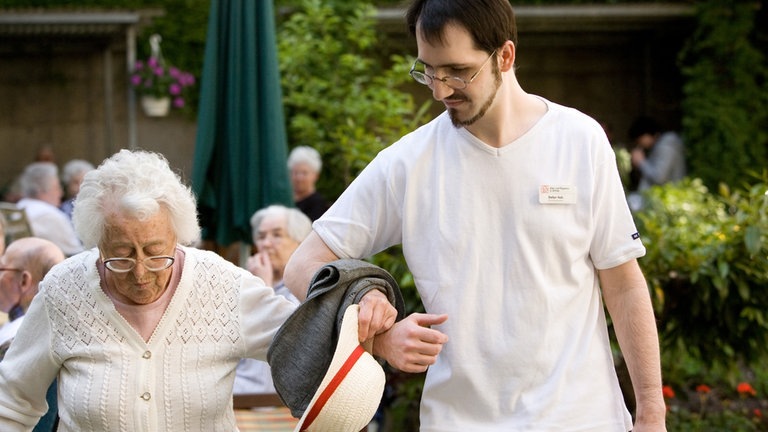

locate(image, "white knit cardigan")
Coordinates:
0 246 296 432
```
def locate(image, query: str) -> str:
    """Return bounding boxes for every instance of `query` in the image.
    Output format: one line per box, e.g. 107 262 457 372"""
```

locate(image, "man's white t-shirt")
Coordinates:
314 99 644 431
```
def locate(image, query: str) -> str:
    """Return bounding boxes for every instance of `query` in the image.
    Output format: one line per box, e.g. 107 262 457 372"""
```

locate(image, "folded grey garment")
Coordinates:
267 259 405 418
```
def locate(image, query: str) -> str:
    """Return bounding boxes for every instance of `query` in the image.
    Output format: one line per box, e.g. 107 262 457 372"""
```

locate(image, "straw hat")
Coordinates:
293 304 385 432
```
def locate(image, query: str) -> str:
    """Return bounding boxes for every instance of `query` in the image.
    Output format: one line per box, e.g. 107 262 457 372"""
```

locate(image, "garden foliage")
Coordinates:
634 175 768 366
276 0 432 200
679 0 768 191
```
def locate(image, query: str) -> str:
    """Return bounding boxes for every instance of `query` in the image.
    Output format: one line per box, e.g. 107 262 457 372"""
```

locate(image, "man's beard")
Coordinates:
448 65 503 128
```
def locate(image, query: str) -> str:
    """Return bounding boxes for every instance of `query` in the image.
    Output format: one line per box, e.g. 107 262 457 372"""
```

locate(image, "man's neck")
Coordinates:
465 84 547 148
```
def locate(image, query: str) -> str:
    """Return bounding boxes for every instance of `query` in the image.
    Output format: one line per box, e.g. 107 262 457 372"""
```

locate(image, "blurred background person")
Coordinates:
0 237 65 432
0 237 65 352
34 145 56 164
59 159 95 221
15 162 83 256
629 115 686 191
234 204 312 395
287 146 330 221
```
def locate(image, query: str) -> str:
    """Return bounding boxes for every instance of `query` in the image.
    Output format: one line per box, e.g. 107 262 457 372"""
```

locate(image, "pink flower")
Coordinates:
169 83 182 95
130 51 194 108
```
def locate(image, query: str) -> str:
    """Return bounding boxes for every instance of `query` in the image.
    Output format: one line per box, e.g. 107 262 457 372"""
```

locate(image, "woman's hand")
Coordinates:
246 251 273 286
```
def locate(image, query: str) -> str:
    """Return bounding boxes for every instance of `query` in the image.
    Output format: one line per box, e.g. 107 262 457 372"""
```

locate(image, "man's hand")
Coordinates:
631 147 646 166
372 313 448 373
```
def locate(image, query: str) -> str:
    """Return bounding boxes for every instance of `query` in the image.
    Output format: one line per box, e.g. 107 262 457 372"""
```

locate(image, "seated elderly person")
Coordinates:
0 237 65 432
0 237 65 354
15 162 83 256
287 146 330 221
234 205 312 395
59 159 95 220
0 149 396 431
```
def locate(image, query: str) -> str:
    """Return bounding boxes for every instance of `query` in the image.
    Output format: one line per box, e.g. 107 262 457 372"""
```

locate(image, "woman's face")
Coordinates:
67 171 87 198
290 162 319 196
255 213 301 276
100 208 176 305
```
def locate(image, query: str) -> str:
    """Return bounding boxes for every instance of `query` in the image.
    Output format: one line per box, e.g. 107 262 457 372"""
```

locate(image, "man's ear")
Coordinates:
498 40 516 72
18 270 33 294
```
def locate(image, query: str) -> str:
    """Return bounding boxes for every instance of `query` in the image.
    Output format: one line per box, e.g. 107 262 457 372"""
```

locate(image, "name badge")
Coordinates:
539 185 577 204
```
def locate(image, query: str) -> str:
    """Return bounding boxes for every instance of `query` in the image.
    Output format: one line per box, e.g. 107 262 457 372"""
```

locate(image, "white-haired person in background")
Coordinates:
234 204 312 396
0 150 391 431
15 162 83 256
59 159 95 220
287 146 330 221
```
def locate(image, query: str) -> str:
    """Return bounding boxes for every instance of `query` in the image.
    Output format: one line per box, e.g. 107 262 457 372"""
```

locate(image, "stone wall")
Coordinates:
0 34 196 197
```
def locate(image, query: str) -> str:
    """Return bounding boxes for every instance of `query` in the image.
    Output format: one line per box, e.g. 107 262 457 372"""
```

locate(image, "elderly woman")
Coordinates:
235 205 311 396
59 158 94 220
287 146 330 221
245 204 312 294
0 150 363 431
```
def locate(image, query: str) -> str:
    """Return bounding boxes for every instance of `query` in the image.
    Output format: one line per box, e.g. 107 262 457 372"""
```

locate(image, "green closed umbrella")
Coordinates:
192 0 292 250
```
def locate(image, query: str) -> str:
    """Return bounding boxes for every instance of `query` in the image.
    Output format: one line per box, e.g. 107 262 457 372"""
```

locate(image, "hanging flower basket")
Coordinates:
130 34 196 117
140 95 171 117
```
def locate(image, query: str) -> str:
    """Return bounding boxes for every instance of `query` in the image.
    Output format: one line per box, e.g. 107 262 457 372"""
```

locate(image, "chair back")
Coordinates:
0 202 33 243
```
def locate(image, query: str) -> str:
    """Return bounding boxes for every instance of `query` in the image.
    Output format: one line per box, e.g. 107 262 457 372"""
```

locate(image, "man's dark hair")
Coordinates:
406 0 518 53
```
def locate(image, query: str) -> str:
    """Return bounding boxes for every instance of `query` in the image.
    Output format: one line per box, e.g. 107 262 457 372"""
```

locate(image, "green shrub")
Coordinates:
634 175 768 366
276 0 432 200
679 1 768 190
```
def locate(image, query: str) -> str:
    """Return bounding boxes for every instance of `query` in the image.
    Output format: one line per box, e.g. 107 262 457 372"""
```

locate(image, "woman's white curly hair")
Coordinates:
73 149 201 248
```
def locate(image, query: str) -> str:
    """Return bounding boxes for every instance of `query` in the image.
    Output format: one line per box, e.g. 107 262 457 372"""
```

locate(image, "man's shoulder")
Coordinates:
383 112 452 156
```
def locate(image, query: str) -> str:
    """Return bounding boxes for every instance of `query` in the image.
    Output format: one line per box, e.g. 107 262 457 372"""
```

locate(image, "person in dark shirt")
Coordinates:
287 146 330 221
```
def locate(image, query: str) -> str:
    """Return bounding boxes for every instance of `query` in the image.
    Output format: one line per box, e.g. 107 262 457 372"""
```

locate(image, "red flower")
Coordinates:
662 385 675 399
754 408 763 418
696 384 712 394
737 382 757 396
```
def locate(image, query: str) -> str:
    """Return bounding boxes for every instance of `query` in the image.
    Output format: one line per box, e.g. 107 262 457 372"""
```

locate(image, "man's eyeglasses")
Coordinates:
103 256 175 273
409 50 496 90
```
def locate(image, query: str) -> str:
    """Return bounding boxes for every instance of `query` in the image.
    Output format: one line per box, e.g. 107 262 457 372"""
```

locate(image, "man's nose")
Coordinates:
431 79 455 101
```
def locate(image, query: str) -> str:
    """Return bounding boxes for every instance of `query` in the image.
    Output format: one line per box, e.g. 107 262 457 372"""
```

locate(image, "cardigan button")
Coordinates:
142 351 152 359
140 392 151 401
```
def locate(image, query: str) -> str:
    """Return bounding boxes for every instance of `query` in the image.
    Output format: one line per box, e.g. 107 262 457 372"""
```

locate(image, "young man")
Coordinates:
285 0 666 430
